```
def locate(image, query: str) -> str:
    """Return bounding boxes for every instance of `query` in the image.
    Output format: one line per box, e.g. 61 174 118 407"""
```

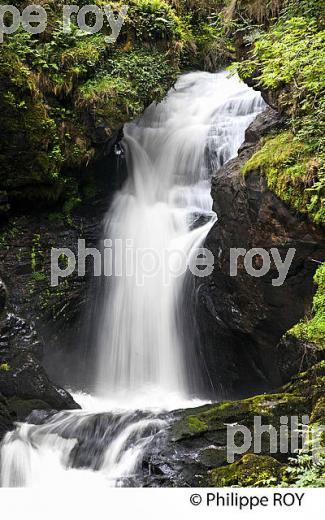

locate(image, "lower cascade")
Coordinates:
0 71 264 487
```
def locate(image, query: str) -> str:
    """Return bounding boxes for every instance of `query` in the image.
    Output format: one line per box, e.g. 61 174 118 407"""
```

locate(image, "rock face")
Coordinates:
196 108 325 398
0 274 80 440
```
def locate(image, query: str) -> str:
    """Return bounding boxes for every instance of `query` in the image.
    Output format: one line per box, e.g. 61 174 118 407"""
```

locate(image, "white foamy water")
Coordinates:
95 70 264 403
0 71 264 487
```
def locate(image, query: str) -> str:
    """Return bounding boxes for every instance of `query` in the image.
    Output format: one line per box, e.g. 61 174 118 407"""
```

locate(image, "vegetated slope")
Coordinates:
0 0 230 214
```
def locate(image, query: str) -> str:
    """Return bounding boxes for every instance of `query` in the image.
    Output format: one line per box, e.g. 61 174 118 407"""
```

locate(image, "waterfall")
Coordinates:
0 71 264 487
94 70 264 404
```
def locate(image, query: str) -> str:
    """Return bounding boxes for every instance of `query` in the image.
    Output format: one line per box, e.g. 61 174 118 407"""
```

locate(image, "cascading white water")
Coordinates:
0 405 167 487
95 70 264 404
0 71 264 487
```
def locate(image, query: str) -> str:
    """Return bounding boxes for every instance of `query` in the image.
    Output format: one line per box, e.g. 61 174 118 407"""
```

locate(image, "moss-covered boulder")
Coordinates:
208 453 285 487
242 132 324 225
154 361 325 487
172 393 311 445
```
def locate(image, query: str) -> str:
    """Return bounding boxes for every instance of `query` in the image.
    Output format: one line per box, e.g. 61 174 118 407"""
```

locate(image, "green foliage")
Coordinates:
242 132 325 224
236 18 325 118
106 49 178 103
232 5 325 228
78 49 178 125
173 1 233 71
127 0 183 42
0 36 64 189
0 363 10 372
2 0 220 210
284 452 325 487
290 264 325 348
184 20 233 71
281 0 325 22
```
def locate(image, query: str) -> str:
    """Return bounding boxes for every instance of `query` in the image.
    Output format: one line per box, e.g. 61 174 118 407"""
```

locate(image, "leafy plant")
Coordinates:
285 451 325 487
291 263 325 348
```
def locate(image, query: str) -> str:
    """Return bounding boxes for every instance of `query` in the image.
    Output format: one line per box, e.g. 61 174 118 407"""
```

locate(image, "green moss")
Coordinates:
242 132 324 224
290 264 325 348
282 361 325 401
187 416 209 434
0 43 64 199
208 454 285 487
77 48 178 127
311 397 325 425
172 392 310 441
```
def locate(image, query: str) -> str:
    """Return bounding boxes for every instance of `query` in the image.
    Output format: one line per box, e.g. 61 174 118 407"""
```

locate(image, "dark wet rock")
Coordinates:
0 279 6 318
196 108 325 398
241 108 284 146
6 397 52 422
0 314 43 360
0 394 14 441
0 152 125 440
0 149 125 389
0 393 53 441
0 282 80 440
0 295 80 441
0 351 80 411
276 334 324 383
0 191 10 216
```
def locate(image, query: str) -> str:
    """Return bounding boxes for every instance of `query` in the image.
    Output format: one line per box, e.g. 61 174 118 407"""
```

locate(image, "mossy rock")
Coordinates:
311 397 325 426
290 264 325 349
172 393 310 442
242 131 324 224
283 361 325 402
208 454 285 487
